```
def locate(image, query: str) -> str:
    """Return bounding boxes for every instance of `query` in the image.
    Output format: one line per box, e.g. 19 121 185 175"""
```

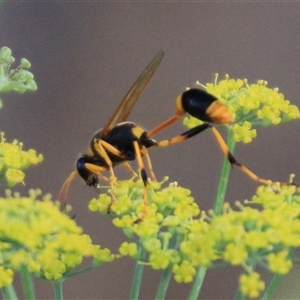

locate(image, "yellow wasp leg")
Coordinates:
84 163 109 181
99 139 126 157
210 127 284 186
93 139 119 184
156 122 295 187
92 139 120 209
156 124 210 147
96 140 140 179
123 161 139 179
96 139 156 182
133 140 148 221
141 146 157 181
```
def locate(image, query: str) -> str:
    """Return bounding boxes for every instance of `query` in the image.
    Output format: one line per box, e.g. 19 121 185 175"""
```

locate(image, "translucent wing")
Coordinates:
102 50 165 135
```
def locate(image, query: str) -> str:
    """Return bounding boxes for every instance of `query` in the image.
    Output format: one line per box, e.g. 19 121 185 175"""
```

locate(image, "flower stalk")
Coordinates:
189 126 236 299
1 284 18 300
260 274 283 300
155 265 173 300
20 265 35 300
188 266 207 300
213 127 236 216
52 279 64 300
129 244 147 300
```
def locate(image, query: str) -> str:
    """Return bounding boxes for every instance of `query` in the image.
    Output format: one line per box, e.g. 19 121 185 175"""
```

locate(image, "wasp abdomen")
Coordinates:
180 88 234 124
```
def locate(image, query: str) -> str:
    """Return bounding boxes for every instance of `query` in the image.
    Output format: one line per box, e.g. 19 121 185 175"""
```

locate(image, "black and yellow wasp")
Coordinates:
59 50 293 220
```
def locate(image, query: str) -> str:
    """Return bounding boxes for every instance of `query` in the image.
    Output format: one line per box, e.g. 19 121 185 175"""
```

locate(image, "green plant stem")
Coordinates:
213 128 236 216
1 284 18 300
52 279 64 300
20 265 35 300
261 274 282 300
188 128 236 300
188 266 207 300
155 265 173 300
64 265 97 279
233 288 245 300
129 244 146 300
154 234 182 299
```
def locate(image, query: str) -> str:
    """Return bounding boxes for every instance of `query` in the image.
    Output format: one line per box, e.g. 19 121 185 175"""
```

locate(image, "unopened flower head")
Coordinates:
0 46 37 97
183 74 300 143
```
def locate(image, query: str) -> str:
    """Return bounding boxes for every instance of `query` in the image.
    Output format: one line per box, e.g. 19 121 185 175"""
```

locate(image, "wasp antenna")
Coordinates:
58 170 79 210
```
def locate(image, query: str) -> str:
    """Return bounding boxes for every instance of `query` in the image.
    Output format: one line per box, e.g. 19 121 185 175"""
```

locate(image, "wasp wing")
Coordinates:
102 50 165 135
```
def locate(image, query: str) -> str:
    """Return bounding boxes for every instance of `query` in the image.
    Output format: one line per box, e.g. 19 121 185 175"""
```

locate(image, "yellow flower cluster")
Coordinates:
89 178 300 298
0 132 43 186
239 272 265 298
183 74 300 143
0 190 114 287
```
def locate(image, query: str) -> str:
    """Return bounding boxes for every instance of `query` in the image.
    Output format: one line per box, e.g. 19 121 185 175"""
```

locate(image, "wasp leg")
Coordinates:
133 140 149 222
157 124 210 147
96 141 146 181
84 163 117 212
141 146 157 181
92 139 122 211
93 139 126 183
209 126 297 187
93 140 141 180
97 172 110 182
98 139 126 158
84 163 108 181
157 123 296 187
123 162 139 179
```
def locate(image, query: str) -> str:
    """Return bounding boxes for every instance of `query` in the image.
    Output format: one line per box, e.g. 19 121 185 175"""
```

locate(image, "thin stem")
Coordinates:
129 244 146 300
1 284 18 300
188 128 236 300
155 266 173 300
155 233 182 299
64 265 97 279
20 265 35 300
262 249 294 299
213 128 236 216
260 274 282 300
52 279 64 300
233 288 245 300
188 266 207 300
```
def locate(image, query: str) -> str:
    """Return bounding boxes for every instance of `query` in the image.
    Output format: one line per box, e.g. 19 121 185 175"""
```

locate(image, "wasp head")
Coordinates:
77 156 99 187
